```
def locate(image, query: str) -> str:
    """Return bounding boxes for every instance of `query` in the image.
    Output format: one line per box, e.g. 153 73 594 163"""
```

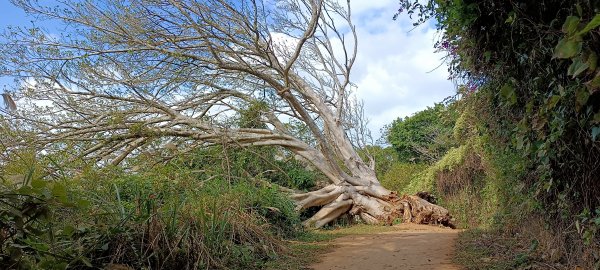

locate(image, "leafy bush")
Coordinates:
401 144 469 196
174 145 319 191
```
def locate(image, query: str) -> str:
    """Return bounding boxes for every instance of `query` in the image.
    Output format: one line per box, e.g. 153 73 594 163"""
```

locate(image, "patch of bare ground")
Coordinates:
310 224 460 270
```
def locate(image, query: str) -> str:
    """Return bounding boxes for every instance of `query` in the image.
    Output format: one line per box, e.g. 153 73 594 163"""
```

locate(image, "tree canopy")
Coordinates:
386 103 456 163
0 0 374 184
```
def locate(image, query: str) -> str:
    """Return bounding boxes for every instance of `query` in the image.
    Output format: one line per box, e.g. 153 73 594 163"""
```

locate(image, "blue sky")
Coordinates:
0 0 455 140
0 1 27 89
0 1 27 27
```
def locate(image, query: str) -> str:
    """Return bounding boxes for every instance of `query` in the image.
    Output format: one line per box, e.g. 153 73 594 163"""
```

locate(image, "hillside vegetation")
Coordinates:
384 0 600 268
0 140 322 269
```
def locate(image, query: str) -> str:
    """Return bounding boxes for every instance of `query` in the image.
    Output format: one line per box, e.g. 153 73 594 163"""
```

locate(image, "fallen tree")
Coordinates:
0 0 453 228
294 187 453 228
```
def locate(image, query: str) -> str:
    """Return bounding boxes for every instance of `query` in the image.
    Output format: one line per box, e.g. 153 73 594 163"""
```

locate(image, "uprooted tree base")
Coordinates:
292 186 455 229
400 193 455 229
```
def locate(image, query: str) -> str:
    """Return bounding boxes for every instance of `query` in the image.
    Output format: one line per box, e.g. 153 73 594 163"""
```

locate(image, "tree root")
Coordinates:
292 185 454 228
399 194 455 229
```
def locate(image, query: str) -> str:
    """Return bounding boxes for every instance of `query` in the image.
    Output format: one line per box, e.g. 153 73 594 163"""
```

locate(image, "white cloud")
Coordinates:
348 1 455 140
349 0 397 16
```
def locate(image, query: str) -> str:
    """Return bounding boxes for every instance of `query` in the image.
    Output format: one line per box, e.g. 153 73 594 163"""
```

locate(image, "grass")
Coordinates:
453 224 578 270
453 229 525 270
0 160 304 269
264 232 336 270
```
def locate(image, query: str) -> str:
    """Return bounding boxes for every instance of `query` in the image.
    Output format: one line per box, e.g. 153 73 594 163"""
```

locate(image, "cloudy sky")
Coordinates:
348 1 455 139
0 1 455 140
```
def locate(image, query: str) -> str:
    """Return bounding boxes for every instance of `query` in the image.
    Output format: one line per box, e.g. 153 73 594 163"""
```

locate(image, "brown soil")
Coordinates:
310 224 461 270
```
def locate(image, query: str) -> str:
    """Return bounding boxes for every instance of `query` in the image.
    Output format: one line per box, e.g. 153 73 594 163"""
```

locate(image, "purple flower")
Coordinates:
441 41 450 49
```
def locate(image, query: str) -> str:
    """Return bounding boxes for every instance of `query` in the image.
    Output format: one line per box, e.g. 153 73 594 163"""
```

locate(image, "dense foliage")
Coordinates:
395 0 600 267
386 102 457 163
0 86 327 270
0 147 307 269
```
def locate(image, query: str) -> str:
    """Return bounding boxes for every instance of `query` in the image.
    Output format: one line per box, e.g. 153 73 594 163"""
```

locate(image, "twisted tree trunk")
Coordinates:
293 183 395 228
289 170 453 228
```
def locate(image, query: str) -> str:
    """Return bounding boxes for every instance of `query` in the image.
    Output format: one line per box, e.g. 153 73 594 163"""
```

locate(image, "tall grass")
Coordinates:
1 155 302 269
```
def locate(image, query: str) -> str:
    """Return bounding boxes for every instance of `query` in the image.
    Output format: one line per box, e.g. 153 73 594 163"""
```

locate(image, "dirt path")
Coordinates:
310 224 461 270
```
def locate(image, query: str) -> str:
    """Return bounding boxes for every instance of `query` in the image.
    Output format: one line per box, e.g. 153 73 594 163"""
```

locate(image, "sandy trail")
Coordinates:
310 224 460 270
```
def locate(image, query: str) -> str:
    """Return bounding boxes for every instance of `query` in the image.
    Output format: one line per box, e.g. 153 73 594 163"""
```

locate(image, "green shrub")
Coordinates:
433 138 529 229
401 143 470 195
393 128 530 229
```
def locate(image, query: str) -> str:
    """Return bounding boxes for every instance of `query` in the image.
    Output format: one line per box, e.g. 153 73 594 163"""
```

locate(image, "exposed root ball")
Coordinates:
293 185 454 228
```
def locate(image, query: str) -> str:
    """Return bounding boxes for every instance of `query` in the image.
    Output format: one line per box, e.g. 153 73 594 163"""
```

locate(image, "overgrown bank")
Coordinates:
0 144 322 269
388 0 600 268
